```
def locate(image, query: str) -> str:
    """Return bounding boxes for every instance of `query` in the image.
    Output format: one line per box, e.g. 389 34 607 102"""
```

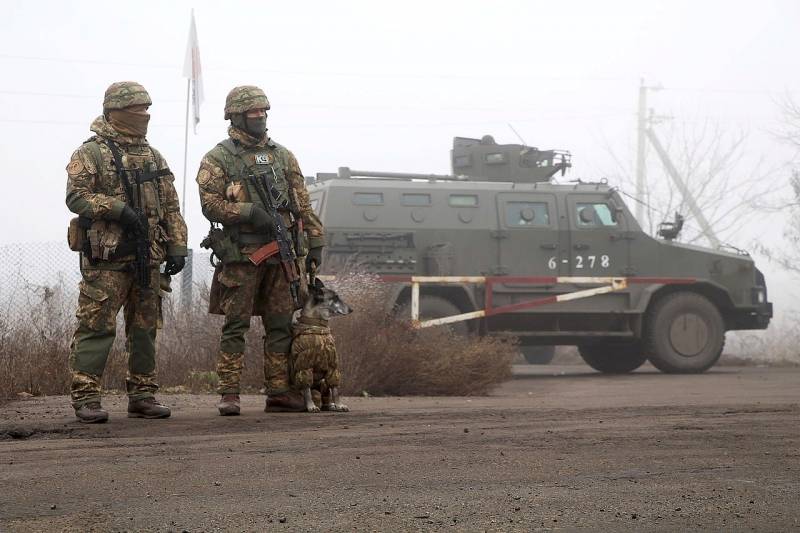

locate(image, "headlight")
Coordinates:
752 288 766 304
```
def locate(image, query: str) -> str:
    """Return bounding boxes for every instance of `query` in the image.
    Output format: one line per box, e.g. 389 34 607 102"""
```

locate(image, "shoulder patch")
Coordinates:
67 158 85 176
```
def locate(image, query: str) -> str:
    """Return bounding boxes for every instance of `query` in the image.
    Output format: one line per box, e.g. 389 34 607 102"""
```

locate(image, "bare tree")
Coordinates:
603 119 778 248
750 96 800 273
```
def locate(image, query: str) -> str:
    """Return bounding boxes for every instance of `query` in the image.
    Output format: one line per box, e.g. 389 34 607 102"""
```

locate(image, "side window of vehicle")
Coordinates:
449 194 478 207
575 202 617 227
506 201 550 227
353 192 384 205
401 193 431 206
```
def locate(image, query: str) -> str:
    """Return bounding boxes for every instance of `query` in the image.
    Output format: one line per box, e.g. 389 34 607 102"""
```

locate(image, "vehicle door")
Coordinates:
565 194 631 277
494 192 563 275
489 193 566 313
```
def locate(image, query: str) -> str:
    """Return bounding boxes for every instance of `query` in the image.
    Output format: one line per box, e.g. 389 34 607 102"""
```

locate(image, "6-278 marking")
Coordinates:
548 255 610 270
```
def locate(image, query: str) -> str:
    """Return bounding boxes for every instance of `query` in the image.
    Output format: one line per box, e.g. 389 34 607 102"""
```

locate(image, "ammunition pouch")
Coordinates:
200 227 245 265
85 220 126 261
67 216 92 252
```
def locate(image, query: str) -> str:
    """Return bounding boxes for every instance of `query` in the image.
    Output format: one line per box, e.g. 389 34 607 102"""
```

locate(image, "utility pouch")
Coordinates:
67 216 92 252
85 220 124 261
200 227 245 265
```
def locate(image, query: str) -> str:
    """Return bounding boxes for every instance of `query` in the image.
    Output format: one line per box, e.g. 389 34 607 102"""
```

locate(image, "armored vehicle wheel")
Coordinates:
645 292 725 374
520 345 555 365
578 342 647 373
396 295 469 336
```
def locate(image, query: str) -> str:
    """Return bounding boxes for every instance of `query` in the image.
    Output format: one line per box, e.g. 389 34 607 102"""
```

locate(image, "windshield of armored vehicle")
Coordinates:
576 202 618 227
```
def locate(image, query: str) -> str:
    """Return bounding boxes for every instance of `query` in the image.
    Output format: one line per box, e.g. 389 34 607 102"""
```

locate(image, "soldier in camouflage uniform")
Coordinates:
197 85 325 415
65 81 188 423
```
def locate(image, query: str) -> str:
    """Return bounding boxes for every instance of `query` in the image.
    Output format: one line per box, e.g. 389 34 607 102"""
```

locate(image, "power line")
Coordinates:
0 89 184 103
0 52 635 83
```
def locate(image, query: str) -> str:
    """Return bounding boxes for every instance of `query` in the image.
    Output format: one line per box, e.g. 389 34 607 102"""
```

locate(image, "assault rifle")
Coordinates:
248 166 302 309
130 169 151 301
104 140 151 301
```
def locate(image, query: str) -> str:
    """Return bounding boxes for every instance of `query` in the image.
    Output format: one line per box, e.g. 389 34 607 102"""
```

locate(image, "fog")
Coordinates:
1 0 797 312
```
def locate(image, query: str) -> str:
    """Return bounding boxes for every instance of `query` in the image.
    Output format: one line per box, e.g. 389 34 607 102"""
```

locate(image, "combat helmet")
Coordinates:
103 81 152 110
224 85 270 119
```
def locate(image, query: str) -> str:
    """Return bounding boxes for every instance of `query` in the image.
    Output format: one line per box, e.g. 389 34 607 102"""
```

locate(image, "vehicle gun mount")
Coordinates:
451 135 571 183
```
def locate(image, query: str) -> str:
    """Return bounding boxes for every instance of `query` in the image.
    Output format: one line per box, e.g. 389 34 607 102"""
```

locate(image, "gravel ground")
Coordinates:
1 364 799 532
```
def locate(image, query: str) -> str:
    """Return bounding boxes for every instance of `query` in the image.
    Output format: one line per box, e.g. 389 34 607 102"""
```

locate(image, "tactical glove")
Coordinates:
164 255 186 276
248 205 275 234
306 246 323 272
119 205 141 227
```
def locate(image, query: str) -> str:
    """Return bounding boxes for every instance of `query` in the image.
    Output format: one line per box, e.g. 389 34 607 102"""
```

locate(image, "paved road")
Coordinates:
1 365 798 531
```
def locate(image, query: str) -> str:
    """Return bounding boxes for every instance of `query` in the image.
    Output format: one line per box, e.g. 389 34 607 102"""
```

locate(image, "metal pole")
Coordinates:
411 282 420 321
635 79 647 224
181 247 193 310
181 78 190 217
645 128 721 249
180 78 192 309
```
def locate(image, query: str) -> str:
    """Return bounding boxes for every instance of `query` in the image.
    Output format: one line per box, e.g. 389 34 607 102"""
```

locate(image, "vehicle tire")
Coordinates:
396 295 469 336
644 292 725 374
521 345 556 365
578 342 647 373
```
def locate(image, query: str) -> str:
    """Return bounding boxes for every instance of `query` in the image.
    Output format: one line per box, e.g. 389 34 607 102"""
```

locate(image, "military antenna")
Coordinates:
507 123 527 147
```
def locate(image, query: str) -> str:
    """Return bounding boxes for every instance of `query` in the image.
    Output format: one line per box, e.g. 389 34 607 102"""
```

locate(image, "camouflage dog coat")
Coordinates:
290 317 341 390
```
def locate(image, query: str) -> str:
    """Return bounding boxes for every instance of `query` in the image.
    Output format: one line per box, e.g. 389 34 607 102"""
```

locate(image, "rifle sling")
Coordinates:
101 139 171 207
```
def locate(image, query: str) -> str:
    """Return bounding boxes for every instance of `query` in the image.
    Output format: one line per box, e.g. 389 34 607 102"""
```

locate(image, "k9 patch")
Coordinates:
254 153 272 165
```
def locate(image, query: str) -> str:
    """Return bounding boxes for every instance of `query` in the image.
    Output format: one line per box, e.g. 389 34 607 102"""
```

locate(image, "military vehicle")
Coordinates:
307 135 773 373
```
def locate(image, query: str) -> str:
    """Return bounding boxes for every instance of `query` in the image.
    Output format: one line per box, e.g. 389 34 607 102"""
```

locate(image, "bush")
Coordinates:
0 272 517 402
329 273 516 396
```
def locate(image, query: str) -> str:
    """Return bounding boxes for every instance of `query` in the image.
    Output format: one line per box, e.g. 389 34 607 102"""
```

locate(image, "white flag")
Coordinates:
182 10 204 133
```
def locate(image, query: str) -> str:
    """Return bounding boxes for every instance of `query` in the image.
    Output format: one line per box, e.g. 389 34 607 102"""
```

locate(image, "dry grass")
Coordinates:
329 273 517 396
0 273 517 402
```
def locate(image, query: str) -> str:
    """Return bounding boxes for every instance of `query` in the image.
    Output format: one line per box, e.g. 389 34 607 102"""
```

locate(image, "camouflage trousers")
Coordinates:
290 320 341 390
215 261 297 395
68 268 161 409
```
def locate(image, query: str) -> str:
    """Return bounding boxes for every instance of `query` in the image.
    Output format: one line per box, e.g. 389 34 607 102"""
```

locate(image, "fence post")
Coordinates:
181 248 193 309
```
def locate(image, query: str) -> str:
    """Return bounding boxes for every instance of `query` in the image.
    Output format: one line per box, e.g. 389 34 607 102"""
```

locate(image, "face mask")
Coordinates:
108 109 150 137
232 113 267 138
244 116 267 137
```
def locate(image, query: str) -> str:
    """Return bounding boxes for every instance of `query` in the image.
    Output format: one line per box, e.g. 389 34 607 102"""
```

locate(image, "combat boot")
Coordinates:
264 391 306 412
127 397 171 419
75 402 109 424
217 394 241 416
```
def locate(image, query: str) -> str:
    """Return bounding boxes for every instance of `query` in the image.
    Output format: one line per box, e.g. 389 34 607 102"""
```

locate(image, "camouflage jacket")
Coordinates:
66 116 188 269
196 126 324 255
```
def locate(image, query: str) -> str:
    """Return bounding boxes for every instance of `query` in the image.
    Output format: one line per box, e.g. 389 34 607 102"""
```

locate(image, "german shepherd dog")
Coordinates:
290 278 352 413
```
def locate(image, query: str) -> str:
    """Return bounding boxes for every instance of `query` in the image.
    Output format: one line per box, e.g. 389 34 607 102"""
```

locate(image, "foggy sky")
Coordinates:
1 0 798 310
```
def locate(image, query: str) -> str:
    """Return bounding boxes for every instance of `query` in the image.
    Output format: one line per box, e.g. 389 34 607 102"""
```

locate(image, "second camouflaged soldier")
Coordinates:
65 81 188 423
197 85 325 415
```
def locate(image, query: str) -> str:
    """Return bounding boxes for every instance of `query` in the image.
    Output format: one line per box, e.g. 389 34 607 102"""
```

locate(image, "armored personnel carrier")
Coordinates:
307 135 772 373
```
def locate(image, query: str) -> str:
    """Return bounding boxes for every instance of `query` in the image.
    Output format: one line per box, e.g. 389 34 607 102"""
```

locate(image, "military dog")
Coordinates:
290 278 352 413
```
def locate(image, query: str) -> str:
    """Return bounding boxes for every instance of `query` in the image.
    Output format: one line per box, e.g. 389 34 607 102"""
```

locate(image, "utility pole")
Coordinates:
634 80 721 248
635 79 648 223
645 128 721 249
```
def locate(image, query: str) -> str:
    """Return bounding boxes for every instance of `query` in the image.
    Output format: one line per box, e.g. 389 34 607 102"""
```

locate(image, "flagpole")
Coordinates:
181 77 190 217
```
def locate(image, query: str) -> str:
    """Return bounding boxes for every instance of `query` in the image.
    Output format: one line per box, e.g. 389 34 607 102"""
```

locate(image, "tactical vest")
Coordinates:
214 138 299 246
77 138 171 263
84 137 170 224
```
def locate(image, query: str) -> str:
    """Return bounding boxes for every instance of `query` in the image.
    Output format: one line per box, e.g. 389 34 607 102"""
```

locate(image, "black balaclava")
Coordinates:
231 113 267 138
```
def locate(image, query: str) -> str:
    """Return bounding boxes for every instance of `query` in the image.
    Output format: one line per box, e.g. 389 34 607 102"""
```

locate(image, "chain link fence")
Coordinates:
0 241 215 321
